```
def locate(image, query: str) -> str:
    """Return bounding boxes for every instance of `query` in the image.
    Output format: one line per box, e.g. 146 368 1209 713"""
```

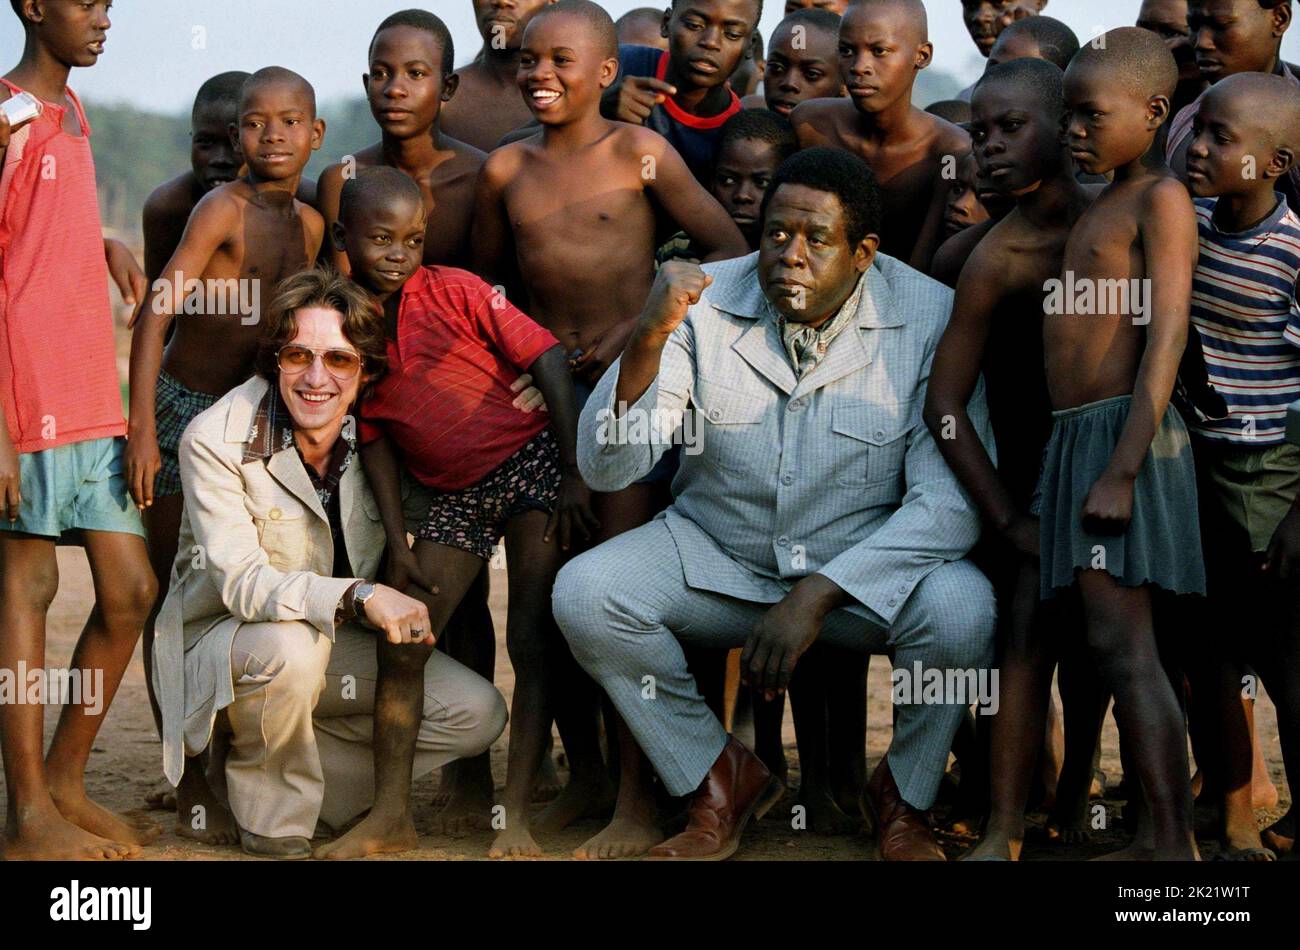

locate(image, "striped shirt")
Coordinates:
1188 195 1300 444
358 266 559 490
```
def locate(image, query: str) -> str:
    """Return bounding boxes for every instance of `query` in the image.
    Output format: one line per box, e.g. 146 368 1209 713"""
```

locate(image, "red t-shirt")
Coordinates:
358 266 559 490
0 80 124 454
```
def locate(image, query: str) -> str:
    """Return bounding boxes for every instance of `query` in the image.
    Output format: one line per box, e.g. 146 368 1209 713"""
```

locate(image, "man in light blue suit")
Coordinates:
553 149 997 861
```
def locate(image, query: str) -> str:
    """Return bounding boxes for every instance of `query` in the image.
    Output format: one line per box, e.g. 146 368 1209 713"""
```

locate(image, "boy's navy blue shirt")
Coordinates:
617 44 742 184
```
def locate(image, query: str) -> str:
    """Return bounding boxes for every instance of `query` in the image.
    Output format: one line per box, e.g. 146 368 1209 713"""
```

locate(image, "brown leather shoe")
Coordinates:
864 758 946 861
646 736 784 861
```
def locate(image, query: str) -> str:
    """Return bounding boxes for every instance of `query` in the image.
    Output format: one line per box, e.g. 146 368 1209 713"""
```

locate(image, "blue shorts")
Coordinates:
0 436 144 542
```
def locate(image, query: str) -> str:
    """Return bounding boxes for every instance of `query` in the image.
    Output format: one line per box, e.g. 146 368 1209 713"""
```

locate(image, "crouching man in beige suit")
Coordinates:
152 269 507 859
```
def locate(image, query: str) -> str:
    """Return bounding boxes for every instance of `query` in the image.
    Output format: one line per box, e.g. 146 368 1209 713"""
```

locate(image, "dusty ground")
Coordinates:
0 546 1290 861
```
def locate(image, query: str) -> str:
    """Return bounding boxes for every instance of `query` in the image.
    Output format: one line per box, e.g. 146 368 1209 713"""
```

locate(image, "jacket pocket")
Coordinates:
245 497 309 571
831 402 912 489
689 379 769 475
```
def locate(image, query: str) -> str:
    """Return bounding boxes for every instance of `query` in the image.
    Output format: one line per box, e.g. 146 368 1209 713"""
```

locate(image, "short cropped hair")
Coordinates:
371 9 455 75
256 267 388 394
975 57 1066 119
924 98 971 124
532 0 619 57
719 108 799 159
672 0 765 22
998 15 1080 71
776 7 842 41
761 147 883 247
338 167 424 228
193 71 251 119
241 66 318 119
1068 26 1177 100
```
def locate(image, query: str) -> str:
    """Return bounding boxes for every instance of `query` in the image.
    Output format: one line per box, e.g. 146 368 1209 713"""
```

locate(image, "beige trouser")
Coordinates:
220 620 507 838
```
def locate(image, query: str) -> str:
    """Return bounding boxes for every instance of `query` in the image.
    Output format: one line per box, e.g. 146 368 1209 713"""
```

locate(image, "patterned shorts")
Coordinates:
416 427 560 560
154 370 220 497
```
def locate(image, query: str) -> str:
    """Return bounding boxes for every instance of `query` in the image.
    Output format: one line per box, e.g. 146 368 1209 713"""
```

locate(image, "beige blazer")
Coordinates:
152 375 386 785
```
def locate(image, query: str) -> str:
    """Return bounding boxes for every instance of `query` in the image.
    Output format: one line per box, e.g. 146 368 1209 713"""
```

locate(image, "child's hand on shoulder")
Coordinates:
1081 470 1135 536
545 467 599 552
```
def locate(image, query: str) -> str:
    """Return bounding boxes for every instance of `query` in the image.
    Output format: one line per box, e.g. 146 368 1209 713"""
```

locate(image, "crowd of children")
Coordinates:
1 0 1299 863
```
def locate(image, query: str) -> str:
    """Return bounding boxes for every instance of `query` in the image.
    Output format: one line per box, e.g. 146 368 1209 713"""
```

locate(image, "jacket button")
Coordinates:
709 408 722 421
781 474 794 485
888 598 897 607
787 400 802 412
777 535 790 547
874 429 886 440
269 507 283 520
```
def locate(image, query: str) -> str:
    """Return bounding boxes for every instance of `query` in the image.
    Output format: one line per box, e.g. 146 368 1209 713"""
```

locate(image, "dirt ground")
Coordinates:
0 546 1289 862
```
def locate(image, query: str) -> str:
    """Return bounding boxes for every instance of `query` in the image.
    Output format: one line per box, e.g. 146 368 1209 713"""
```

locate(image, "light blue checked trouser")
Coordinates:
552 518 996 810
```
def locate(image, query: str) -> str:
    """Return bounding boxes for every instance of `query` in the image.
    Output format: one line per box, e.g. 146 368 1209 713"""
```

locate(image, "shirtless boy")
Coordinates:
472 0 747 858
741 7 844 116
318 13 483 274
791 0 970 268
1041 28 1203 860
126 66 325 838
439 0 556 152
924 59 1103 860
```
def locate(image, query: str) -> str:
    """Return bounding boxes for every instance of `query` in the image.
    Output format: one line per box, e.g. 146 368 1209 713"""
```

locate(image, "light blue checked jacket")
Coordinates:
578 251 995 626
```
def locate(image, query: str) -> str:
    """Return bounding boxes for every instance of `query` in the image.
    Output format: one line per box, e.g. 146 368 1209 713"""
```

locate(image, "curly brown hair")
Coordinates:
255 267 388 398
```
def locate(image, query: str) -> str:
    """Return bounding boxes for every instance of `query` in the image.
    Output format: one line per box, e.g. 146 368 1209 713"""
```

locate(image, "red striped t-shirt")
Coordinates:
358 266 559 490
0 80 124 453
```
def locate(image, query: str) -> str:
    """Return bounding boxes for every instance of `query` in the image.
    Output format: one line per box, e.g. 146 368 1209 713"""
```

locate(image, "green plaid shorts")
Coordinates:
154 370 220 497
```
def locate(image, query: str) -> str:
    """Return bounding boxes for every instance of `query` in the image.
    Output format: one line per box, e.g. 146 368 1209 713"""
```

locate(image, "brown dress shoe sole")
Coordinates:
646 775 786 862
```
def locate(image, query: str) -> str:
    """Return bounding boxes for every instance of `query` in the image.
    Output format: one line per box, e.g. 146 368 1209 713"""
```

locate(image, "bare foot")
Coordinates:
2 806 138 860
1251 760 1279 811
534 773 615 834
175 777 238 846
1263 812 1295 855
313 810 418 859
792 787 860 835
964 830 1022 861
1089 768 1107 800
533 751 563 804
488 823 543 859
431 789 494 837
573 811 664 860
1045 787 1094 845
52 788 160 847
144 777 177 812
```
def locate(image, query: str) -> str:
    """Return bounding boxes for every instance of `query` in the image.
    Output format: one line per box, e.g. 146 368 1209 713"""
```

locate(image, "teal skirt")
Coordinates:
1038 395 1206 599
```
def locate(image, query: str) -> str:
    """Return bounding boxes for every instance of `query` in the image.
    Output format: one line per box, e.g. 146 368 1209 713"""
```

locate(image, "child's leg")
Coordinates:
1047 607 1108 844
1262 580 1300 856
1076 570 1197 860
489 509 567 857
826 650 868 815
141 495 184 810
0 533 136 860
314 539 483 859
573 707 666 859
43 529 158 847
789 648 857 834
432 569 498 831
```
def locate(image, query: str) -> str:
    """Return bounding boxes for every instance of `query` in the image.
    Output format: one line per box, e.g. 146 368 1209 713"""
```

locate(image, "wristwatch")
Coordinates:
351 582 377 622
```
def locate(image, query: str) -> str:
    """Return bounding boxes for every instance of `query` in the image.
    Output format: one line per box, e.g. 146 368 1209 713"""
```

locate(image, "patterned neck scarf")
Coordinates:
243 384 355 510
774 272 866 377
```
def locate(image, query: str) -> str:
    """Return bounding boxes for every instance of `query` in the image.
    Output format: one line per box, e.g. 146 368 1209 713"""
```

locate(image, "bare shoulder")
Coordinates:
296 200 325 232
192 180 245 222
143 171 197 223
445 135 488 173
790 97 847 140
1141 174 1196 220
618 121 670 158
921 110 970 157
481 139 530 182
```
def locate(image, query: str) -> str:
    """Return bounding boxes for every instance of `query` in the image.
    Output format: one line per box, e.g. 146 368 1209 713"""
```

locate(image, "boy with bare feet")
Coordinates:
126 65 325 845
327 167 596 858
924 59 1103 860
605 0 759 183
473 0 748 859
1179 73 1300 860
791 0 970 268
439 0 556 152
1 0 159 861
742 7 844 116
317 8 548 836
1039 28 1204 861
